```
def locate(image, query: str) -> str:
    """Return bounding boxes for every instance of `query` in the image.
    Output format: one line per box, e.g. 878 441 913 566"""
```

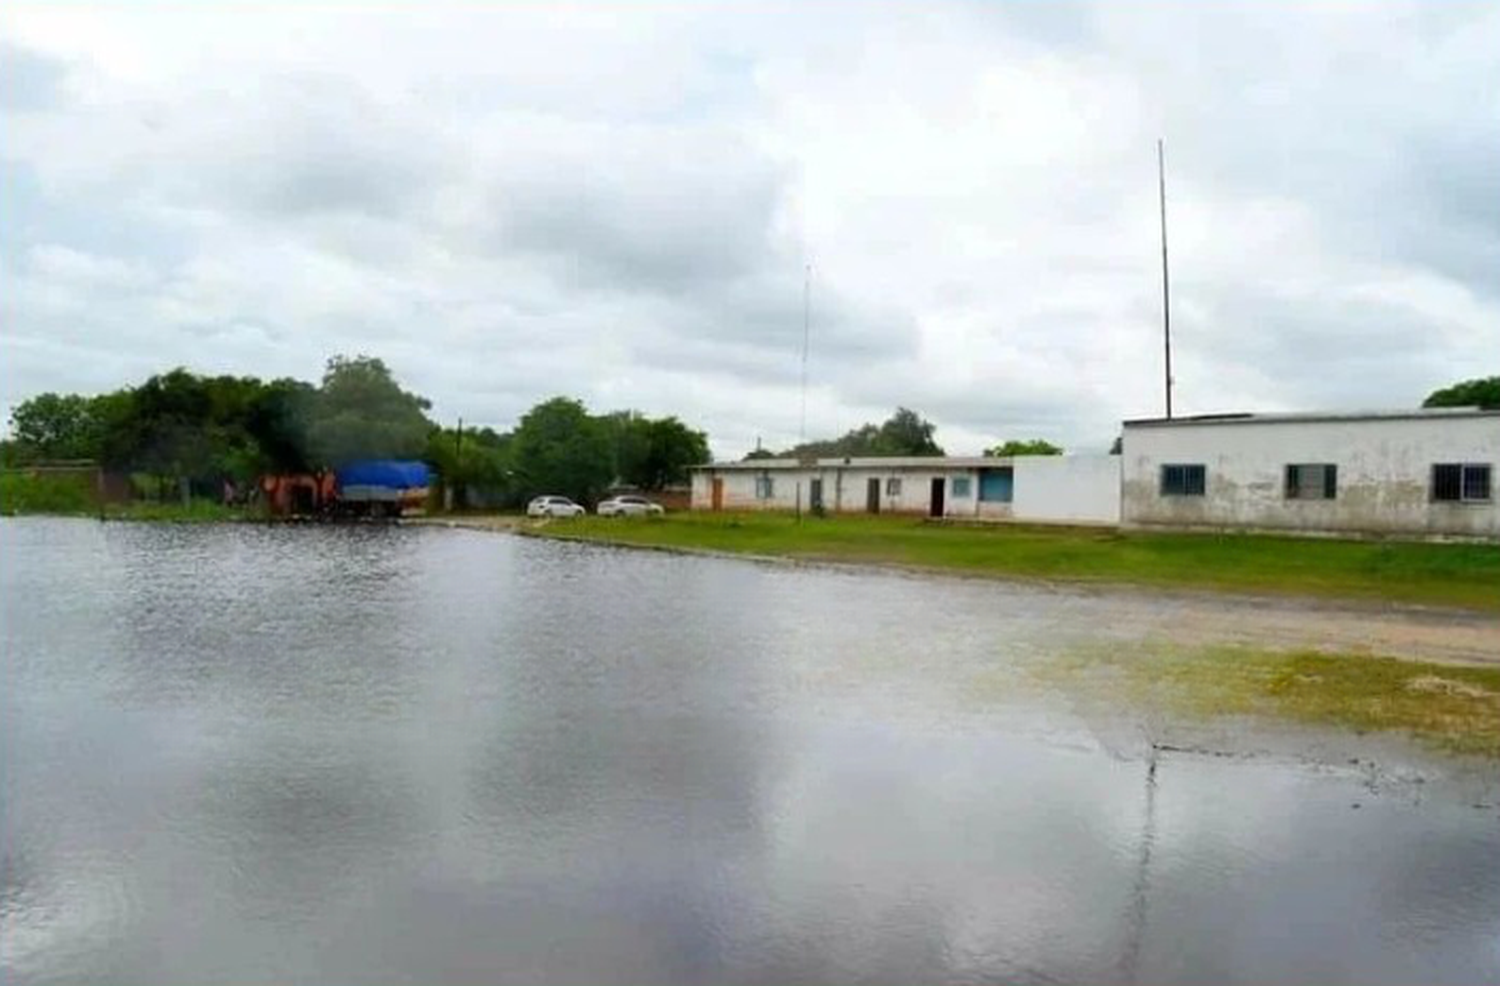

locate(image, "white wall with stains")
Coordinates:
1120 411 1500 539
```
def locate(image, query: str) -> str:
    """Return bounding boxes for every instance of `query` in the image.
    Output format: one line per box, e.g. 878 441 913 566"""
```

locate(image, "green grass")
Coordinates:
1023 644 1500 758
536 512 1500 611
101 499 247 522
1 471 248 522
0 470 98 515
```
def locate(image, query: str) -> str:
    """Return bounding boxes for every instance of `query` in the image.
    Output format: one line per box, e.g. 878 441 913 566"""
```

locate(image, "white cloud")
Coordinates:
1 1 1496 456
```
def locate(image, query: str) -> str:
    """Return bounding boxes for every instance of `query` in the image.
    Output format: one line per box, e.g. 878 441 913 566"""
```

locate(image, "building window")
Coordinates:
885 477 902 497
1432 463 1492 502
755 473 775 499
951 476 972 498
1285 463 1337 500
978 467 1013 503
1160 464 1206 497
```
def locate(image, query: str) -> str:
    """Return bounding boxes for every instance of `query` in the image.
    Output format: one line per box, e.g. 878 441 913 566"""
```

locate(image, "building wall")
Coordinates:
690 456 1120 525
1121 416 1500 538
1013 455 1122 524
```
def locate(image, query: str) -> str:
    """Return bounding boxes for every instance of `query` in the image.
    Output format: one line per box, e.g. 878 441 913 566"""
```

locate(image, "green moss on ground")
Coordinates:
1026 645 1500 758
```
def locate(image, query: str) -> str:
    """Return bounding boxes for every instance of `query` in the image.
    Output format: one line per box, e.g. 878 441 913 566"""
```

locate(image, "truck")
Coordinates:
260 459 431 518
332 460 432 518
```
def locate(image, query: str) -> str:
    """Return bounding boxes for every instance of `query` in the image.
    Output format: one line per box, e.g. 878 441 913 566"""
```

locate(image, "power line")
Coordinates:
800 262 811 443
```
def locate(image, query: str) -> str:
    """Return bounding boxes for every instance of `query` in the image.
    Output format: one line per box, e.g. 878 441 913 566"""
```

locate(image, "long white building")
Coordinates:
1120 408 1500 539
690 407 1499 541
689 455 1122 525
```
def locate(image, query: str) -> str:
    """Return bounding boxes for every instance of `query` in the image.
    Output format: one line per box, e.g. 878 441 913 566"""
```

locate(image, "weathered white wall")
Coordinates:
1013 455 1121 524
1121 415 1500 538
691 456 1121 525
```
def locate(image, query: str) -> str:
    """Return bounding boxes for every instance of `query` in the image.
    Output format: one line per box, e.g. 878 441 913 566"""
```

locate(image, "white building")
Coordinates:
690 455 1121 525
1120 408 1500 539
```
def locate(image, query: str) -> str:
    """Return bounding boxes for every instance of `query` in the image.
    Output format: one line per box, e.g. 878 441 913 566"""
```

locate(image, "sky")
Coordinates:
2 1 1496 458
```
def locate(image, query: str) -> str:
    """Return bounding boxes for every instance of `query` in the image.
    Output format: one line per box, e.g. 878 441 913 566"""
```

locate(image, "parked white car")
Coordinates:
527 495 586 518
596 494 665 517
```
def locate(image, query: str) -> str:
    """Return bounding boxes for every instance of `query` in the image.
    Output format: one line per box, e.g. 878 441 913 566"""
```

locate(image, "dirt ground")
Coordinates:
1041 581 1500 667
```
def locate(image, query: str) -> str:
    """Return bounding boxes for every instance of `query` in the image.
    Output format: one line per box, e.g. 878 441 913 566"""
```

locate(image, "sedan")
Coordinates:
596 495 665 517
527 495 587 518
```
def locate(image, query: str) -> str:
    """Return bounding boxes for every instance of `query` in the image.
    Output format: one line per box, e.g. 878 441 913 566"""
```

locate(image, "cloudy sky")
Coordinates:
2 1 1496 457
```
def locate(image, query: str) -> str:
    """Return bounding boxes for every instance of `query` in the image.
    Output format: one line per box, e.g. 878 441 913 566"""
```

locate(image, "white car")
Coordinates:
596 494 665 517
527 495 586 518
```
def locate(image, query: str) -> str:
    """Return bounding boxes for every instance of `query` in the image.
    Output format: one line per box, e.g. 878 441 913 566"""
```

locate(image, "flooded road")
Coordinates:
2 518 1497 985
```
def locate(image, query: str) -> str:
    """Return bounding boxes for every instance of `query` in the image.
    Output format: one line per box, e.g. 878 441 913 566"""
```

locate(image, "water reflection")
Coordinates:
1 518 1496 986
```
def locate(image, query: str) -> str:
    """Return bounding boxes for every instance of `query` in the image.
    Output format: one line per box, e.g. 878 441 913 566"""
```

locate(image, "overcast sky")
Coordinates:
2 1 1496 457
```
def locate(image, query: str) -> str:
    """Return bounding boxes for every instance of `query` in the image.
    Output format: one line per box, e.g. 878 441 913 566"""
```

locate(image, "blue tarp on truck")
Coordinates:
333 460 431 516
334 460 431 491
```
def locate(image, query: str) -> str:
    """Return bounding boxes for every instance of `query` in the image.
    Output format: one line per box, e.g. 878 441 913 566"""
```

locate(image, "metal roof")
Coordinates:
1122 406 1500 429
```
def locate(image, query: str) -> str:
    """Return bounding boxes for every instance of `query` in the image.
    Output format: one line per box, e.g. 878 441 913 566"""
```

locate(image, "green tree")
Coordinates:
244 379 317 474
602 411 710 489
510 397 613 504
786 407 944 458
307 355 434 466
873 407 943 455
637 416 709 488
7 392 101 461
1423 376 1500 409
114 369 217 488
426 424 516 509
986 439 1063 457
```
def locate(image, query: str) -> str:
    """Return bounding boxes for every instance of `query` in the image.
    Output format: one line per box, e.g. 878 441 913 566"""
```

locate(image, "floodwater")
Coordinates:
1 518 1496 986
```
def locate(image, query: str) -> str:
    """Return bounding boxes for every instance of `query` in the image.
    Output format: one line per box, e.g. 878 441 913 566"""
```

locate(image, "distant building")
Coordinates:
1120 408 1500 539
690 455 1121 526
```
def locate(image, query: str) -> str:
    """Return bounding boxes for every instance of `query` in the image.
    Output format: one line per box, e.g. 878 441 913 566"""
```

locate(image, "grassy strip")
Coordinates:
100 500 248 522
0 470 97 515
1 477 249 522
540 512 1500 611
1022 645 1500 758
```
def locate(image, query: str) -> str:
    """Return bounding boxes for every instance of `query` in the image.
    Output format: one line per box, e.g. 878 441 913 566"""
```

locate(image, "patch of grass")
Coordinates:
2 470 251 522
0 470 98 515
536 512 1500 611
101 499 246 522
1029 645 1500 758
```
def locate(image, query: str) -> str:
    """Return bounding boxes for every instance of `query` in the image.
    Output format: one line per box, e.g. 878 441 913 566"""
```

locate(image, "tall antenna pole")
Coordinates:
800 263 811 443
1158 138 1173 419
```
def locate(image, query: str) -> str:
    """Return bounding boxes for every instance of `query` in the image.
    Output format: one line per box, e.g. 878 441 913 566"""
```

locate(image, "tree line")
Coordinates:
744 407 1063 460
9 362 1491 507
1 355 709 508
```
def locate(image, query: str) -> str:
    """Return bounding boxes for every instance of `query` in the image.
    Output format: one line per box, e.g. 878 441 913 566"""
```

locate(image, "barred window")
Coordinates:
885 477 902 497
1160 464 1206 497
755 474 775 499
1433 463 1491 503
951 476 972 498
1285 463 1337 500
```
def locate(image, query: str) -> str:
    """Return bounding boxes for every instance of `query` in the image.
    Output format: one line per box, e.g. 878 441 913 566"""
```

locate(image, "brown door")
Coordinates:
929 477 945 518
711 477 724 511
866 477 881 514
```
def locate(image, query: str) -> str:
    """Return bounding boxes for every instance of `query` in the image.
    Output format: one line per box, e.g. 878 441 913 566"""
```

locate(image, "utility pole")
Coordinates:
800 263 811 443
452 417 463 512
1158 139 1174 419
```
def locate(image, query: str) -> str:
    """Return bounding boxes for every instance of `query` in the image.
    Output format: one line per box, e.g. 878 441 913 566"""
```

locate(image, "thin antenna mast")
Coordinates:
1158 138 1173 419
800 263 811 442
